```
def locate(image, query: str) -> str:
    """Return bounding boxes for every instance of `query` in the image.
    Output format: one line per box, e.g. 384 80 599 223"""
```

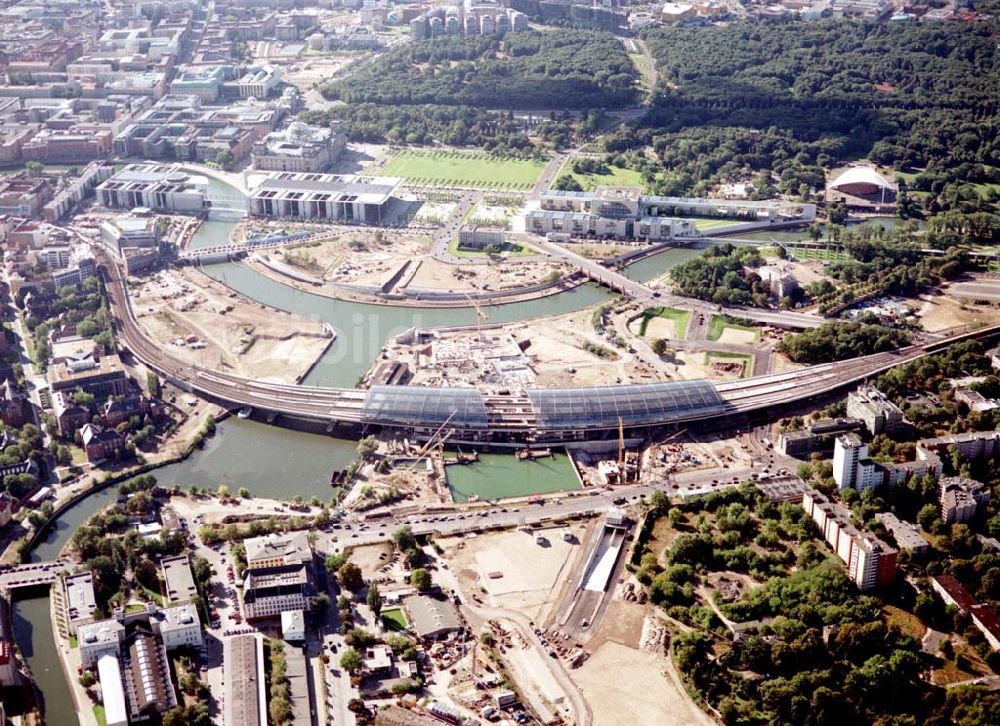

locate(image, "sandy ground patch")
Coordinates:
587 599 647 651
918 291 1000 332
130 268 330 382
349 542 393 579
643 316 679 340
716 326 758 345
503 631 565 722
442 527 585 623
664 350 713 381
574 641 713 726
405 256 564 293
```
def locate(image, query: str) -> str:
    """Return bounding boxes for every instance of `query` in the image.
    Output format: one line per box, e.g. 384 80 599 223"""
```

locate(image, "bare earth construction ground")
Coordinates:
130 267 331 382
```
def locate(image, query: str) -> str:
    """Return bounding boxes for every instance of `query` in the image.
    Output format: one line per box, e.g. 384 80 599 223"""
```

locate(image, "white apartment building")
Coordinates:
833 433 865 490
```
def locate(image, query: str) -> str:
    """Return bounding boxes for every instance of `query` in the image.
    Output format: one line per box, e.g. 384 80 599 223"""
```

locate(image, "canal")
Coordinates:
446 452 581 503
12 419 358 724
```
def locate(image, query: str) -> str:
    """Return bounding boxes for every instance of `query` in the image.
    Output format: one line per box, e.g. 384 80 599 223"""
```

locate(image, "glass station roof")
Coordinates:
362 385 488 429
527 380 726 430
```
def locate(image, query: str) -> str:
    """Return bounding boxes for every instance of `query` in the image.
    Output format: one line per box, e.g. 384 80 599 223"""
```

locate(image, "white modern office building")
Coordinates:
97 164 209 212
248 171 402 225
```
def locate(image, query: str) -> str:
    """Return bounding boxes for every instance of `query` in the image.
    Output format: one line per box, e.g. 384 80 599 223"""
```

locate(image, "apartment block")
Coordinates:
847 384 905 436
801 490 897 590
932 575 1000 650
939 475 991 525
873 512 929 556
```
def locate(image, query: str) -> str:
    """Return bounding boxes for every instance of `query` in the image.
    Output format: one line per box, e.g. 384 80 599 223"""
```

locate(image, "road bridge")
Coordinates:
0 560 68 594
534 238 828 330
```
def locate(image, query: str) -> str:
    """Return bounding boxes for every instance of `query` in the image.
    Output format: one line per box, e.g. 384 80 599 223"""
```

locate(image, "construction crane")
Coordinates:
618 416 626 484
413 410 458 460
464 292 489 341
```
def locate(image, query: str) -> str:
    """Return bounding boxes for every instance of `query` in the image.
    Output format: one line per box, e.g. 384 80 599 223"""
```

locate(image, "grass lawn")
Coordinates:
447 237 534 258
639 306 691 339
688 217 750 231
555 158 647 192
381 607 409 631
381 149 545 190
69 635 77 649
627 52 654 95
787 246 850 264
707 315 760 343
94 706 107 726
882 606 926 640
705 351 753 378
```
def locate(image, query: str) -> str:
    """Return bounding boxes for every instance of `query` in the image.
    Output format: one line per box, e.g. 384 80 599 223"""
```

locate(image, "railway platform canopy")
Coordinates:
527 380 728 432
359 380 729 436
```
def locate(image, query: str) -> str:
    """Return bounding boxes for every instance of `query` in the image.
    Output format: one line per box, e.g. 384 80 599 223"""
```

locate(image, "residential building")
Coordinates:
847 384 904 436
833 433 865 490
80 423 125 462
161 555 198 605
251 121 345 173
918 431 1000 465
248 171 402 225
931 575 1000 650
939 475 991 525
48 352 129 398
801 490 897 590
63 571 98 636
776 418 863 457
403 594 463 640
224 634 267 726
873 512 929 557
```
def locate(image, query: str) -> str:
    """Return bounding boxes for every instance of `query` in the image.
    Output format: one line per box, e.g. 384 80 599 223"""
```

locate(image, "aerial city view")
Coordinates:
0 0 997 725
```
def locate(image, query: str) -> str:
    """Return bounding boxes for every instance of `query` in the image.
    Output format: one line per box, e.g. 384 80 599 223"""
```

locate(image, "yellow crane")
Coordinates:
465 292 489 341
618 416 626 484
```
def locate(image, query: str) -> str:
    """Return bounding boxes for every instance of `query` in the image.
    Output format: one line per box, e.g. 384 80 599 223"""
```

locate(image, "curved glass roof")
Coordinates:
527 380 726 430
362 385 488 429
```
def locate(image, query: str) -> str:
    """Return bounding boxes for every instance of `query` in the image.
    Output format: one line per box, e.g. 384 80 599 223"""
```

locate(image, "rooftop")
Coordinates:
161 556 198 604
404 594 462 639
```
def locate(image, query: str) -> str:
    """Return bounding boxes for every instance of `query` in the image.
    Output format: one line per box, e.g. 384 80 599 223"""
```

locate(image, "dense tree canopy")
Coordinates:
777 322 909 363
325 30 638 110
630 20 999 202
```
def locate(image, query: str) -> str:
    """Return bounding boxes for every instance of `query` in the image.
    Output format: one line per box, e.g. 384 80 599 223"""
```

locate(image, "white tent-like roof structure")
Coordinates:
829 166 895 192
